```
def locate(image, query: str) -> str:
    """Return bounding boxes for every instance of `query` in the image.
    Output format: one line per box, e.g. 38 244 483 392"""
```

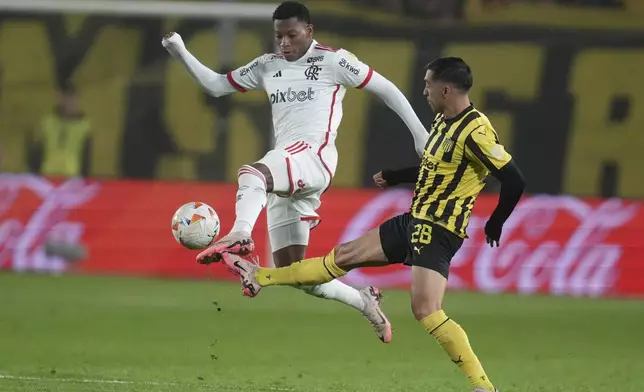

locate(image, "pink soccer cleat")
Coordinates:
195 231 255 265
359 286 393 343
221 253 263 298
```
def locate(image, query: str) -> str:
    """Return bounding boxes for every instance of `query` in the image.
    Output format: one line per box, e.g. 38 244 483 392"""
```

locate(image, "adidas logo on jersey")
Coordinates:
273 71 282 78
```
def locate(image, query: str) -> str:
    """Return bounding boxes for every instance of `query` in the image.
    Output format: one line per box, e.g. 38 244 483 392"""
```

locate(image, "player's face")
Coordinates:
274 18 313 62
423 70 448 114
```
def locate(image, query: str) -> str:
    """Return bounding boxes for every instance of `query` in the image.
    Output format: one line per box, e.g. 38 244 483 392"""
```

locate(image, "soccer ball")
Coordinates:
171 202 220 250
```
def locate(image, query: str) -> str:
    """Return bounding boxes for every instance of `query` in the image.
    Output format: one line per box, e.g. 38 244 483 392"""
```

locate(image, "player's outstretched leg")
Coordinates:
411 266 497 392
299 281 391 345
268 224 377 325
222 228 393 343
196 164 267 264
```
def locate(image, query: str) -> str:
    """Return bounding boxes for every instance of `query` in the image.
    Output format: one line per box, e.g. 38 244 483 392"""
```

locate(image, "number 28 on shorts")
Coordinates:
411 223 433 245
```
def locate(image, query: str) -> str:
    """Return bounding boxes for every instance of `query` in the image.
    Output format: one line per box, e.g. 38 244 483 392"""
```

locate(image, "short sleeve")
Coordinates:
333 49 374 89
464 125 512 174
226 56 264 92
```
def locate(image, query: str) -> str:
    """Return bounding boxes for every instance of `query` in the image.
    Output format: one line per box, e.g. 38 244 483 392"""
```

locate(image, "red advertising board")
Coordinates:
1 174 643 298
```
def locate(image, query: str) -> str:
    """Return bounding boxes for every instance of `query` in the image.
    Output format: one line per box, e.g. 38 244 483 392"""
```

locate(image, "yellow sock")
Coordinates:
421 310 495 390
255 248 347 287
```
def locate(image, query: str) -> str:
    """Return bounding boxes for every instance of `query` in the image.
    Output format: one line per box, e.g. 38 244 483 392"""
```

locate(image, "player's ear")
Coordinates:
306 23 314 37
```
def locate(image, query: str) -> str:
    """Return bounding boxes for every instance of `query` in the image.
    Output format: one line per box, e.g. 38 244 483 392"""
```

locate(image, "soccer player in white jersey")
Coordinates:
162 1 428 343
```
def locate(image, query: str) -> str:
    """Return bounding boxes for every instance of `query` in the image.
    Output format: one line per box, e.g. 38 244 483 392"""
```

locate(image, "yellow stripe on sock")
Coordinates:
255 248 346 287
322 250 347 278
420 309 449 333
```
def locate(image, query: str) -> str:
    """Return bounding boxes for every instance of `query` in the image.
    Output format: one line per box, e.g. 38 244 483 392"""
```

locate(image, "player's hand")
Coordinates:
161 32 185 58
373 171 389 189
484 217 503 247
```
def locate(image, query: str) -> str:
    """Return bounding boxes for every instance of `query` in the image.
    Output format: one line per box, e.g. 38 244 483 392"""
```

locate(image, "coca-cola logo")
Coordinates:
0 174 99 272
472 196 637 297
339 191 638 297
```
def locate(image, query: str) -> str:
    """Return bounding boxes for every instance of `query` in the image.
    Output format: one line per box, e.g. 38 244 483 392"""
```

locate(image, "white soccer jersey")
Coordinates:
226 40 373 153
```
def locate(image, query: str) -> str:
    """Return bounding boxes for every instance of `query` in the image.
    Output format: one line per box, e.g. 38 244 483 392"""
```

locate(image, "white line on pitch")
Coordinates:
0 374 295 391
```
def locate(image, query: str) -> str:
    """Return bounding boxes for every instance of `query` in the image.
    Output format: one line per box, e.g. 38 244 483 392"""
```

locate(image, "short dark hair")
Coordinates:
425 57 473 92
272 1 311 23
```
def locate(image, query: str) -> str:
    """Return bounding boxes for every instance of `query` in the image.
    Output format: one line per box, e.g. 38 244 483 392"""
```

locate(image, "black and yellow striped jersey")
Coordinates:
411 104 512 238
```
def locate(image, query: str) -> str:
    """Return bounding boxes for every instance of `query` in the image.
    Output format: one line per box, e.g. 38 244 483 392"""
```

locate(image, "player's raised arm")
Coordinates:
332 49 428 157
162 32 263 97
464 126 526 247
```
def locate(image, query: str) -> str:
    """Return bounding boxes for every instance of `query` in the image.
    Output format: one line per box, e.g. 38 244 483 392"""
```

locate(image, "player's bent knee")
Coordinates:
334 228 384 269
250 162 272 180
237 165 267 186
238 163 274 192
333 241 363 269
272 244 307 267
269 222 310 265
411 297 442 321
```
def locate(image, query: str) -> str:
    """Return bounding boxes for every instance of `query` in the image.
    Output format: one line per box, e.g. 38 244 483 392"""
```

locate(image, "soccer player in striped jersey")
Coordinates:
223 57 526 392
162 1 430 343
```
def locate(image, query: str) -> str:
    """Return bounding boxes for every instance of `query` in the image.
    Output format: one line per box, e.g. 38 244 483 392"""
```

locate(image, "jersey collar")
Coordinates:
444 103 475 125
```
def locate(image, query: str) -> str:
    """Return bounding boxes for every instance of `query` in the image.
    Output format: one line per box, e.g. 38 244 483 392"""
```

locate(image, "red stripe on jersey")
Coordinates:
285 141 304 153
285 157 296 196
314 44 338 52
226 72 246 93
289 144 308 155
284 141 299 151
357 67 374 89
285 142 311 155
318 84 340 193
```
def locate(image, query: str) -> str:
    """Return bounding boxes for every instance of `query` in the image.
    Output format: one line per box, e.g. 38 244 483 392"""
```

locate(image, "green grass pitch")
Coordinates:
1 273 643 391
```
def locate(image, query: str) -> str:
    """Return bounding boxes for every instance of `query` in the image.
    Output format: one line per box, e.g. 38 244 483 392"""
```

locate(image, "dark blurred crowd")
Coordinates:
349 0 625 21
349 0 465 21
481 0 624 7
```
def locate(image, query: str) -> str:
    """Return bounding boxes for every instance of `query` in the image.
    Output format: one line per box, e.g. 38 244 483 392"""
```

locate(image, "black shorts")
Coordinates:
379 212 463 279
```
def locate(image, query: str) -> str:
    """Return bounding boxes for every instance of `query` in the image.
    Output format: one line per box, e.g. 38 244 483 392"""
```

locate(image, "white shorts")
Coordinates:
257 141 337 251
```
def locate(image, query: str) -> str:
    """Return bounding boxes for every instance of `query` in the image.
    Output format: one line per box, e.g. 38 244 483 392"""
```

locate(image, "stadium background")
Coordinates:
1 1 643 391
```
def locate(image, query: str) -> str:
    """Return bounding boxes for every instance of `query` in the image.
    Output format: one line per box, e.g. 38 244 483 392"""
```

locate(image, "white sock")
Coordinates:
300 280 365 311
230 166 267 234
